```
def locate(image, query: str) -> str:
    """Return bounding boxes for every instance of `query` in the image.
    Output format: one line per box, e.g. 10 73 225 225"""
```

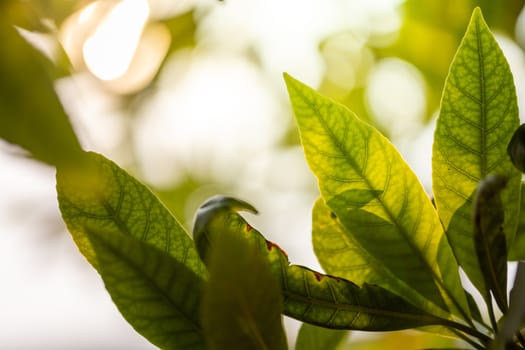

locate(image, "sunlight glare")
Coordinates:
104 23 171 94
78 2 98 24
83 0 150 81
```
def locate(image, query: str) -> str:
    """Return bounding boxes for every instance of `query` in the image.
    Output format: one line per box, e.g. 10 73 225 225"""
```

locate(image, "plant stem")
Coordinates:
478 319 494 333
449 328 485 350
440 318 492 345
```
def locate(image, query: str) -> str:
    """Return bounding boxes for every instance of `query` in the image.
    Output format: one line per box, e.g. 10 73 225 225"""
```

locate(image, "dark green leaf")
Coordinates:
509 183 525 260
284 267 442 331
295 323 348 350
87 227 206 350
0 16 83 168
193 195 257 264
432 8 520 300
494 262 525 348
465 291 484 326
284 73 469 320
507 124 525 174
57 152 207 279
201 230 288 350
194 196 446 331
473 174 508 312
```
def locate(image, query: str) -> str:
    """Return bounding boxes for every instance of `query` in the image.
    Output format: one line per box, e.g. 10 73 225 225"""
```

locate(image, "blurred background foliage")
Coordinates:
1 0 525 348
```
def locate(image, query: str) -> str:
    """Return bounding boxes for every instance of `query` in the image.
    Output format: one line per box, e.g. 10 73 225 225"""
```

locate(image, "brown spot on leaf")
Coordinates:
266 240 288 258
246 224 253 232
313 271 324 282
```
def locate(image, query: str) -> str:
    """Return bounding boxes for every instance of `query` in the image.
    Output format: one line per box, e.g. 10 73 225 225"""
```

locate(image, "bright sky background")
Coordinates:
2 0 525 348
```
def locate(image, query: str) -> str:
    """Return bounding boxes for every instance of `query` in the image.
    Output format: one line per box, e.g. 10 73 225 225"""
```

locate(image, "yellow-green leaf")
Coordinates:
432 8 520 298
285 73 469 320
312 198 449 320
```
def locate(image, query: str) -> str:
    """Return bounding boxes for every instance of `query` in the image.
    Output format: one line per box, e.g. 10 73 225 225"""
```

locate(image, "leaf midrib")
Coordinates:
283 289 439 326
475 16 488 176
90 230 204 336
295 86 444 301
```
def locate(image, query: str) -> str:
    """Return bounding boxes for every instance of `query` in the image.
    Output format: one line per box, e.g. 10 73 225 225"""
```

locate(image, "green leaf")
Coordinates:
284 74 469 320
201 229 288 350
57 152 206 279
507 123 525 174
295 323 348 350
312 196 373 286
312 197 449 320
86 227 206 350
0 17 83 168
193 196 448 332
284 267 443 331
432 8 521 298
473 175 508 312
509 183 525 260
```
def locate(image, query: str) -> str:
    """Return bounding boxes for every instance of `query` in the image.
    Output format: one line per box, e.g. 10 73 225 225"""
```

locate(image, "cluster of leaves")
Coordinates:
3 3 525 349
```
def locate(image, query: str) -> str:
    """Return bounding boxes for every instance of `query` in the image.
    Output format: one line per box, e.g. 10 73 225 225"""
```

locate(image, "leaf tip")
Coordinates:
282 73 315 96
193 195 258 239
470 6 487 28
472 6 482 17
283 72 299 91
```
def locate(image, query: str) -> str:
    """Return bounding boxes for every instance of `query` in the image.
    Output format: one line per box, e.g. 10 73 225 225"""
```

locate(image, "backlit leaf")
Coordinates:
193 196 448 332
312 198 450 319
87 227 206 349
284 266 442 331
57 152 206 279
432 8 520 299
284 74 469 320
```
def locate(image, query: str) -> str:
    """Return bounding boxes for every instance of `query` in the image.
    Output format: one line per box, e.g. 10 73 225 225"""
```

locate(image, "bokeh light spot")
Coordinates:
83 0 150 81
366 58 426 137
